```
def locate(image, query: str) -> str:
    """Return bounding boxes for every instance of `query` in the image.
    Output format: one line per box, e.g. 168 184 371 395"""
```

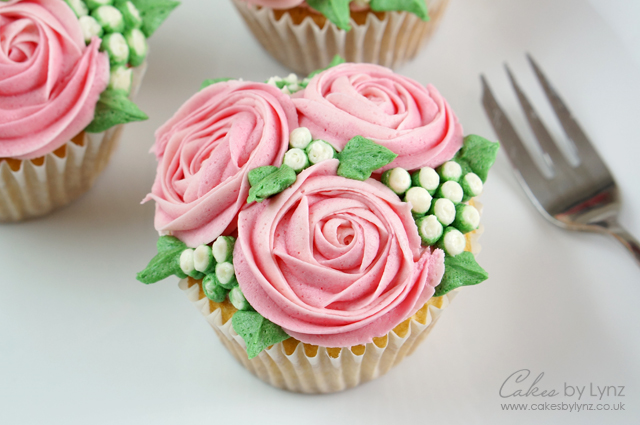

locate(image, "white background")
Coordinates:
1 0 639 423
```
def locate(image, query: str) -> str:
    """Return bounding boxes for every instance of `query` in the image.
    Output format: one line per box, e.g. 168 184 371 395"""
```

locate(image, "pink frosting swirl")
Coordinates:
0 0 109 159
146 81 298 247
235 160 445 347
293 63 463 171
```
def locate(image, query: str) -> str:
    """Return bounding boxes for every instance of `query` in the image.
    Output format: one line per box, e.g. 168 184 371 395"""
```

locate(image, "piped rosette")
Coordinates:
0 0 178 221
293 62 464 172
145 80 298 247
0 0 109 160
234 159 445 347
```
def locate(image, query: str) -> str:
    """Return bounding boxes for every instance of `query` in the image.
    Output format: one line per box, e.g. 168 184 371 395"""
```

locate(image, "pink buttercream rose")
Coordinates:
146 81 298 247
234 160 445 347
293 63 463 171
0 0 109 159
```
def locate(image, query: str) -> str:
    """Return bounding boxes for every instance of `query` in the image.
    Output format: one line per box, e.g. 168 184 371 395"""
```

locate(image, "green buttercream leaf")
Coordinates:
157 235 186 253
337 136 397 181
200 78 233 91
306 55 346 80
433 251 488 297
85 89 148 133
327 54 346 67
248 165 279 187
370 0 429 20
130 0 179 38
306 0 351 30
453 135 500 183
137 236 187 284
232 311 290 359
247 165 297 203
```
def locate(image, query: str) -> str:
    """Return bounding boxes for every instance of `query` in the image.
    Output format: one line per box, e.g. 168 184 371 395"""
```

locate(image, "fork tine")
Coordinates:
526 54 611 174
481 75 554 205
504 64 570 177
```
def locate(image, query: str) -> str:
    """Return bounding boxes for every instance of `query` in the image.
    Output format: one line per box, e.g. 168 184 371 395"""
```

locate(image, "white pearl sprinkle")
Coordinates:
179 249 195 275
444 229 466 256
289 127 312 149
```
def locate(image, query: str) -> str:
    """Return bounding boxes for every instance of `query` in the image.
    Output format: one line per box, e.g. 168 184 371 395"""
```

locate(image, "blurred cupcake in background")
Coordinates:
0 0 178 222
232 0 451 74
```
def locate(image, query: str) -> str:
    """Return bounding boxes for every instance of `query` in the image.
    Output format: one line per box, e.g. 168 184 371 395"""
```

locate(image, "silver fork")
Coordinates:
481 54 640 266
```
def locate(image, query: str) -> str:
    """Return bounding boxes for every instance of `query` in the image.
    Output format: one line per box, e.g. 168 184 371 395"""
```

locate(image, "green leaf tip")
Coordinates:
156 235 186 252
370 0 429 21
247 166 279 187
306 0 351 30
337 136 397 181
247 164 297 203
327 55 346 68
86 89 148 133
453 135 500 183
137 236 186 284
200 78 233 91
433 251 488 297
232 311 290 359
131 0 180 38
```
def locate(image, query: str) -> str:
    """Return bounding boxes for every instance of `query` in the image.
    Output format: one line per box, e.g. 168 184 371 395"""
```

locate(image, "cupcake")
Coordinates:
138 63 498 393
0 0 178 222
232 0 451 74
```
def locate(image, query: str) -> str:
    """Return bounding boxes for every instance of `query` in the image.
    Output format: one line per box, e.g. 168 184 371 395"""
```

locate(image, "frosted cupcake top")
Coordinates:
0 0 177 160
139 62 498 356
241 0 429 30
0 0 108 159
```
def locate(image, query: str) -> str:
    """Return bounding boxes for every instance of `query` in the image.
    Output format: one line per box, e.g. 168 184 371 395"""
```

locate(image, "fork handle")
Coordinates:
598 218 640 267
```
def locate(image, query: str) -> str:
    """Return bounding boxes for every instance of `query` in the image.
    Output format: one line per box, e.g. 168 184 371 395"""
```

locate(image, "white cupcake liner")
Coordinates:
0 63 147 222
232 0 451 75
180 277 457 393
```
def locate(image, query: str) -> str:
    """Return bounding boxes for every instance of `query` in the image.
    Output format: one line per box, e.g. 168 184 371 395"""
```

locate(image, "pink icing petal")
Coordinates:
314 218 366 269
235 160 446 346
319 241 398 309
274 250 361 307
294 63 464 171
314 213 380 272
314 218 354 258
283 196 317 264
285 249 443 347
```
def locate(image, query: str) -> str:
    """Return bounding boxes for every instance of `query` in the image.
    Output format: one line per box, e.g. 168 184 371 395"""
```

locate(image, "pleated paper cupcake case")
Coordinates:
180 277 457 394
0 63 147 222
232 0 451 75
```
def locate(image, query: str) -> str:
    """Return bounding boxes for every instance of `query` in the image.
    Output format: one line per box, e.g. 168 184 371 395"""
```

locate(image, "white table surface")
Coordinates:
1 0 639 424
